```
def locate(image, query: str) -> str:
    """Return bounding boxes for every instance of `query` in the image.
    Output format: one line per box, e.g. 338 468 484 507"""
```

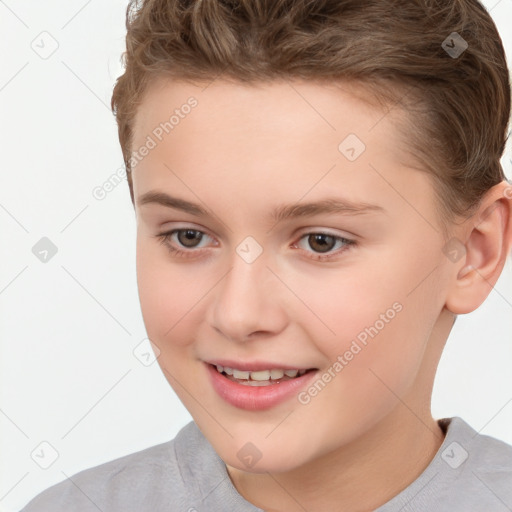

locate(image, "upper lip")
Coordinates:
205 359 317 372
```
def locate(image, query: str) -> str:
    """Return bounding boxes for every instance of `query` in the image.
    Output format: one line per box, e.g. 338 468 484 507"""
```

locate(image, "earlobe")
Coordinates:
445 180 512 315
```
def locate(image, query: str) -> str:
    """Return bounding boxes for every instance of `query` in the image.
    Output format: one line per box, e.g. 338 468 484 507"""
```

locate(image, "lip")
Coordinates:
205 362 318 411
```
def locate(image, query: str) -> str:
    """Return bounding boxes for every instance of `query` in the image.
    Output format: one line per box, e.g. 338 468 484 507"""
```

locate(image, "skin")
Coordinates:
130 77 512 512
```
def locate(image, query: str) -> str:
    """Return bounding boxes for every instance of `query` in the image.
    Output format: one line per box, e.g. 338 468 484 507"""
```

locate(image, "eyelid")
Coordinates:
294 226 356 239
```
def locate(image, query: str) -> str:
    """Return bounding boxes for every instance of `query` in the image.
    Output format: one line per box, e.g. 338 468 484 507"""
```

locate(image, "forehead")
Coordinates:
131 76 408 157
130 77 431 217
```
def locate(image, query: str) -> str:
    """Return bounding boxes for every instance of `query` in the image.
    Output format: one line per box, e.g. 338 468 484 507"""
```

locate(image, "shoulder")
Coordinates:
442 416 512 508
377 416 512 512
19 421 200 512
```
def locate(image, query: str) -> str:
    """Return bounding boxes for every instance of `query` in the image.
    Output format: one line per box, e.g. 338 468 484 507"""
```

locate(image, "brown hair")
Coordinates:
111 0 511 225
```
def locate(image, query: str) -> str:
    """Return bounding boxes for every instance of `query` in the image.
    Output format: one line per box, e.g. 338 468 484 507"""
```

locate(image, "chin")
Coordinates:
213 434 314 474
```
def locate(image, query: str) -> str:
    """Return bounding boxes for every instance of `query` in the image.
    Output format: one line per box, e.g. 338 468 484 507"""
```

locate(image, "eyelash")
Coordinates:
154 228 356 261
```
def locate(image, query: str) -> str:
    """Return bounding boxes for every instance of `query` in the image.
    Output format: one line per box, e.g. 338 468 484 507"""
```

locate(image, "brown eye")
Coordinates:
294 231 355 259
307 233 337 253
177 229 204 248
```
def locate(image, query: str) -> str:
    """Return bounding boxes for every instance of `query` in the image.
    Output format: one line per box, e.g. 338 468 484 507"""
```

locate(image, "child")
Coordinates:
21 0 512 510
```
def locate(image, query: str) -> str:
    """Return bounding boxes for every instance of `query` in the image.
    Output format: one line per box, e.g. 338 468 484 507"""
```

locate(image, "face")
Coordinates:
131 77 454 473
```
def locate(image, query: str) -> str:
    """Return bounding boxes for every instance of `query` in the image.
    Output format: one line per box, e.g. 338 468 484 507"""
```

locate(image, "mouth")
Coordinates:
205 362 319 410
210 363 315 386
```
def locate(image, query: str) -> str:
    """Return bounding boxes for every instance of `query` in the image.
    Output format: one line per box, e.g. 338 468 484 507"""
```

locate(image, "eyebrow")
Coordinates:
137 190 385 222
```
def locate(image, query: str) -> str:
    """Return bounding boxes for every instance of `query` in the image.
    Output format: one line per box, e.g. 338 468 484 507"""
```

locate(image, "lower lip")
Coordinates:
206 363 318 411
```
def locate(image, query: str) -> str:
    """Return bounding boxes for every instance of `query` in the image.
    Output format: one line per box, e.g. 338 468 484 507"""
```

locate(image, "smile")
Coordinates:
206 363 318 410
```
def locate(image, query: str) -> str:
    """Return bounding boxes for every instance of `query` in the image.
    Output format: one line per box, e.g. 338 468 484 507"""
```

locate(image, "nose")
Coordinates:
207 250 288 343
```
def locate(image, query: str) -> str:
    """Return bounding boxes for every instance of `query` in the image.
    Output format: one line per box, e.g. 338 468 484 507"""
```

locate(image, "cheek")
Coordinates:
135 238 206 349
286 251 411 349
289 245 440 395
288 296 434 453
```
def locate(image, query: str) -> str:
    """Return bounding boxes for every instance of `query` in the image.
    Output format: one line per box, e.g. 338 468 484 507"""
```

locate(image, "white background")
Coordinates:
1 1 511 511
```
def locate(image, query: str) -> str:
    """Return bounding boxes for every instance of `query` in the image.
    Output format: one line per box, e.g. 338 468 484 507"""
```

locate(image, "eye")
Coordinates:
154 228 215 257
173 229 208 248
294 232 355 259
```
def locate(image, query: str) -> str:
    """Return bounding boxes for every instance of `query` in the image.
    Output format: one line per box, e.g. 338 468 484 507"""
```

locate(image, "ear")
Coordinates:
445 180 512 315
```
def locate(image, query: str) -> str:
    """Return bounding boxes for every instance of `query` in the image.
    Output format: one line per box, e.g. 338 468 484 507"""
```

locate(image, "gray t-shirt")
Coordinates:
20 416 512 511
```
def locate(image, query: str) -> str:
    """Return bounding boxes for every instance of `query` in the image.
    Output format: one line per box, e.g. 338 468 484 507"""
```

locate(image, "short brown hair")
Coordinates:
111 0 511 224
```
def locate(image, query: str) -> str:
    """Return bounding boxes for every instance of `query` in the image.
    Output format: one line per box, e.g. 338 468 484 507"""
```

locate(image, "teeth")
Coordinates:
233 369 250 379
270 369 285 379
214 365 309 380
249 370 272 381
